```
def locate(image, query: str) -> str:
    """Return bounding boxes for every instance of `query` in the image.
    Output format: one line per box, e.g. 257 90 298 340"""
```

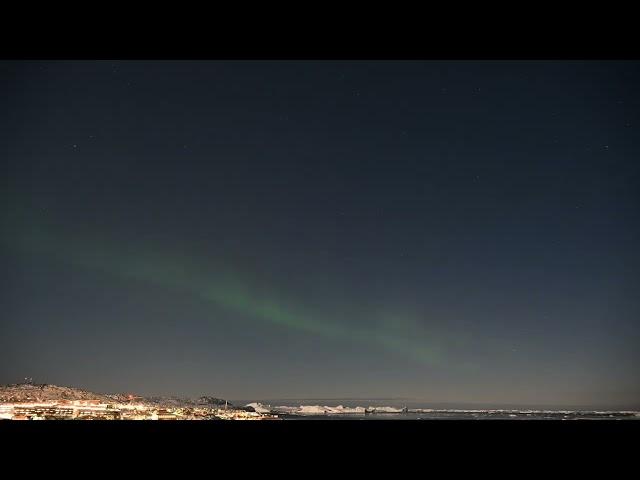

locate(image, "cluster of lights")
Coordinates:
0 400 278 421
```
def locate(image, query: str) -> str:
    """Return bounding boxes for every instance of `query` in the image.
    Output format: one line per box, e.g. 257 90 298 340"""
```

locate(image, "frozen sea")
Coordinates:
234 398 640 420
278 411 639 420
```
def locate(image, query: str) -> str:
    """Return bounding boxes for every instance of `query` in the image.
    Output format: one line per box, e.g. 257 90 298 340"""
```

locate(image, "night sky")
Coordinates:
1 61 639 408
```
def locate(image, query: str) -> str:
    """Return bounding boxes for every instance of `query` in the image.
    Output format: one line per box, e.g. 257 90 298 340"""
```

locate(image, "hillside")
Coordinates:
0 383 231 407
0 383 114 403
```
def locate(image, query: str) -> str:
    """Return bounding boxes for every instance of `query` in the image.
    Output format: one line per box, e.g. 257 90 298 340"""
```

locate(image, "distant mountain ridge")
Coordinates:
0 383 231 407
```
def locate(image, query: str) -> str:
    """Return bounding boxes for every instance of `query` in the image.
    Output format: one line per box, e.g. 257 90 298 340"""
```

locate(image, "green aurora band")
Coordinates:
4 217 479 369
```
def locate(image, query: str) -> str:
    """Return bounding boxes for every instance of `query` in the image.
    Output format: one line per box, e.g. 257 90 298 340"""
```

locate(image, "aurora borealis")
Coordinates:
1 61 639 408
5 213 454 367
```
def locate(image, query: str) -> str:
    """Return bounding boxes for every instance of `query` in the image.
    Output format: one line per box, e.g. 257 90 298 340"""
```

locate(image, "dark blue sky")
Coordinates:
1 61 638 408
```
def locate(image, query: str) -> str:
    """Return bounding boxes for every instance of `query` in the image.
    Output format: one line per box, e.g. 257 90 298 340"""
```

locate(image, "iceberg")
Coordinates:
245 402 272 414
